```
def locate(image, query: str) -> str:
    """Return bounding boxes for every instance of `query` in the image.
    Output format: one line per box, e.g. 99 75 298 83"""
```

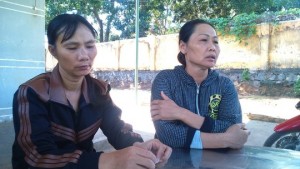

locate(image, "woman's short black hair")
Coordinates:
47 13 97 45
177 19 215 66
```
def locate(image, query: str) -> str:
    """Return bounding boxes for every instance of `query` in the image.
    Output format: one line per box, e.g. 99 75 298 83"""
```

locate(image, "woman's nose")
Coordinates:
208 42 216 51
78 48 88 60
208 39 217 51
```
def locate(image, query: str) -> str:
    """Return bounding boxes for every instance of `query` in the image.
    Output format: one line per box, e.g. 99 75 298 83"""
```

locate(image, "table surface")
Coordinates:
157 146 300 169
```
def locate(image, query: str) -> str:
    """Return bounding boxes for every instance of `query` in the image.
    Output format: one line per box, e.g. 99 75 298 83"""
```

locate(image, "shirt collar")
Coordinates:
49 65 90 105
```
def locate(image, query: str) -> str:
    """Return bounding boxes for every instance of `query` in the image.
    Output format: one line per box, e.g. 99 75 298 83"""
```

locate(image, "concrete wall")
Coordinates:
217 20 300 70
0 0 45 122
46 19 300 71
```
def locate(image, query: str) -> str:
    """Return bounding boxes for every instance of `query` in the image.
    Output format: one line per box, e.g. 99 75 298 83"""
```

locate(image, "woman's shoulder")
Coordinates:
155 66 182 80
208 70 235 90
19 72 52 101
24 72 50 85
210 70 232 82
156 69 175 77
86 75 110 95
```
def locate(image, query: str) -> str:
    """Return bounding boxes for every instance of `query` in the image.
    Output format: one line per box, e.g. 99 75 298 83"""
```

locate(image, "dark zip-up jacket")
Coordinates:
12 65 143 169
151 65 242 148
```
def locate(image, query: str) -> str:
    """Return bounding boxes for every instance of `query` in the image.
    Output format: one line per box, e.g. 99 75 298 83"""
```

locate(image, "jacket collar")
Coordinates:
174 65 217 86
49 65 90 105
175 65 195 85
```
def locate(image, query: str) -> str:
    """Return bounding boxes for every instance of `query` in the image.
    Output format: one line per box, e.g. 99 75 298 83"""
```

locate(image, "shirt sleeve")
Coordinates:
151 71 192 148
201 79 242 133
99 92 143 150
12 86 101 169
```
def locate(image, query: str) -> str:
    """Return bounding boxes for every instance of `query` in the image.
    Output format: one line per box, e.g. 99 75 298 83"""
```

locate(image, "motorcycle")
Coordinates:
263 101 300 151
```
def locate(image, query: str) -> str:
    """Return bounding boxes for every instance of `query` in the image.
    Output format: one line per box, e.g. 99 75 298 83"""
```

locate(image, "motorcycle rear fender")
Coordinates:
274 115 300 132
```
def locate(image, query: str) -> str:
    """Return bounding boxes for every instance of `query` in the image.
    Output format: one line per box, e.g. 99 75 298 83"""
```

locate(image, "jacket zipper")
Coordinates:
196 84 200 115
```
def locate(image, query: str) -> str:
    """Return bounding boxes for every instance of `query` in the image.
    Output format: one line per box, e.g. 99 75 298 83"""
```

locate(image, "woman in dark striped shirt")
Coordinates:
12 13 171 169
151 19 250 149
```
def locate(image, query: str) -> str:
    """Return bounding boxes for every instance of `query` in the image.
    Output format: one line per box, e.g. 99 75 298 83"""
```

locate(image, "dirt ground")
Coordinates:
237 82 297 98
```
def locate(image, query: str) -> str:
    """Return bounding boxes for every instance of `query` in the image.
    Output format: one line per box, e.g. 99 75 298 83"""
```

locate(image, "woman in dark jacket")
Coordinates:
12 13 171 169
151 19 250 149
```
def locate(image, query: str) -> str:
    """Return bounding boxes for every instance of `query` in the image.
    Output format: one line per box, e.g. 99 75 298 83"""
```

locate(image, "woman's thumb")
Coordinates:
161 91 169 100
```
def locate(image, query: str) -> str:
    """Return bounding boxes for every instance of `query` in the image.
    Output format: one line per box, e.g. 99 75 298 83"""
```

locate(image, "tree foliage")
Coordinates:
46 0 106 41
46 0 300 42
172 0 232 22
230 0 273 15
112 1 152 39
46 0 155 42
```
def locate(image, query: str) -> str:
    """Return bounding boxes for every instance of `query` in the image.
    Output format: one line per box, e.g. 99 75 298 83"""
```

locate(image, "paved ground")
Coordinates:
1 89 299 169
0 121 14 169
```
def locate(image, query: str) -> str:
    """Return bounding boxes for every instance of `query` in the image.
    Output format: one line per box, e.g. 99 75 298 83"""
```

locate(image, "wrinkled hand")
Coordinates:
99 146 158 169
133 139 172 164
224 123 250 149
151 91 182 121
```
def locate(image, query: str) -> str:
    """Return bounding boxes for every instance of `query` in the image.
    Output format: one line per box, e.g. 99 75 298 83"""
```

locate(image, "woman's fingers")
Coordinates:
138 139 172 164
156 144 172 163
135 149 157 169
160 91 170 100
150 101 162 120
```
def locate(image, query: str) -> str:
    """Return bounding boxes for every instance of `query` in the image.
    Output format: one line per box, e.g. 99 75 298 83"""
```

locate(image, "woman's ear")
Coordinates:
48 45 57 59
179 40 186 54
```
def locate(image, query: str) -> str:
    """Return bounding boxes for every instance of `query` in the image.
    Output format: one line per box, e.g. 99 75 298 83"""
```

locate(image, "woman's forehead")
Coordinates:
57 24 94 44
193 24 218 37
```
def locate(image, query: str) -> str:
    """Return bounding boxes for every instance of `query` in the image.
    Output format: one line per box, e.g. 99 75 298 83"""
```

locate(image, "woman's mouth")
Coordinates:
205 55 216 61
77 65 90 70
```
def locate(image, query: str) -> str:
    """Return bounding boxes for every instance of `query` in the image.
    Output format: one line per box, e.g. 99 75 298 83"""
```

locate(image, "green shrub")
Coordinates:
208 8 300 43
241 68 251 81
209 17 230 36
293 76 300 96
230 13 259 42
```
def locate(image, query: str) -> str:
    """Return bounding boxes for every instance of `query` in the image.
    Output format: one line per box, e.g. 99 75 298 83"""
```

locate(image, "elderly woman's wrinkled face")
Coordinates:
180 24 220 70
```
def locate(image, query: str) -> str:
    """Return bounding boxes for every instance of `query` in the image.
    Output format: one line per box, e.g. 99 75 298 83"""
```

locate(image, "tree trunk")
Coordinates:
104 0 116 42
105 16 113 42
93 9 103 42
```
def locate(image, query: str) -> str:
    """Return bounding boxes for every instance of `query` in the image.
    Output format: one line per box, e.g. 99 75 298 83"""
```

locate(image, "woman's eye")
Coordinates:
214 41 219 44
86 45 95 49
200 39 208 42
67 47 77 50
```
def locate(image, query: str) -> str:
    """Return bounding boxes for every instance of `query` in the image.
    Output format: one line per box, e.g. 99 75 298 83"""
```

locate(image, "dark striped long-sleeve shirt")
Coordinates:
151 65 242 148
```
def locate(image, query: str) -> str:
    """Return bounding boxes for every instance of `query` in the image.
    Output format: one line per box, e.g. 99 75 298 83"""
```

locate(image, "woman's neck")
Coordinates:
59 69 83 92
63 78 83 92
185 65 208 85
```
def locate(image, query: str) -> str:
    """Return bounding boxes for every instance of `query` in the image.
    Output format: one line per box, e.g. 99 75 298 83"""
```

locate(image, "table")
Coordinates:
158 146 300 169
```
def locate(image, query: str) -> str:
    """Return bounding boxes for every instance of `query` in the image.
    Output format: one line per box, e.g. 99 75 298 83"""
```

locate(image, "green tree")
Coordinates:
46 0 141 42
46 0 107 41
172 0 232 22
270 0 300 11
46 0 300 41
146 0 176 35
112 1 152 39
46 0 155 41
230 0 273 15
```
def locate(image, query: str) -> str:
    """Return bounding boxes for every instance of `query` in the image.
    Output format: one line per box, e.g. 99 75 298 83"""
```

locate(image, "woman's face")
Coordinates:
180 24 220 70
50 24 97 79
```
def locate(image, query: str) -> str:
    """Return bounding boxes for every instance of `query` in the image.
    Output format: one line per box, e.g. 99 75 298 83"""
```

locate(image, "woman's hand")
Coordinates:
99 139 172 169
99 146 158 169
151 91 205 129
224 123 251 149
151 91 183 121
133 139 172 164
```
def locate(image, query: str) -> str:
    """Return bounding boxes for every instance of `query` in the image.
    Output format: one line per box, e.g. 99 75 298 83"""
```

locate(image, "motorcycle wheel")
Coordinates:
263 131 300 151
